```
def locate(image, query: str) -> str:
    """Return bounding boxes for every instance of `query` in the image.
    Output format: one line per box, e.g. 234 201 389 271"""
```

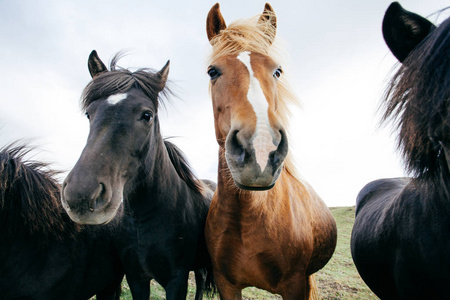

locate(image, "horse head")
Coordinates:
206 3 289 190
382 2 450 178
61 51 169 224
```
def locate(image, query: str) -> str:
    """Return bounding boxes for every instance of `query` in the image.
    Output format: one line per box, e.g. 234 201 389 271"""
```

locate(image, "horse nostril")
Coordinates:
269 151 281 166
88 183 105 212
277 129 288 157
228 130 246 163
88 198 96 212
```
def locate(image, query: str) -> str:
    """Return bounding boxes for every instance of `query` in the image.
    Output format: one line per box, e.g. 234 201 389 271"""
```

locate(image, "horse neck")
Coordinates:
415 163 450 204
125 136 191 212
216 147 302 218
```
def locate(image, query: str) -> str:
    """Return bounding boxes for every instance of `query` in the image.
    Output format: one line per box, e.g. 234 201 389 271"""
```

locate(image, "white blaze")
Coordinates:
236 51 276 172
106 93 127 105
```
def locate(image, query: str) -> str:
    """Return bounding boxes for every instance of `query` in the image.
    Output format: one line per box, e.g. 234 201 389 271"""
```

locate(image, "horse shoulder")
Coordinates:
351 178 410 276
285 175 338 274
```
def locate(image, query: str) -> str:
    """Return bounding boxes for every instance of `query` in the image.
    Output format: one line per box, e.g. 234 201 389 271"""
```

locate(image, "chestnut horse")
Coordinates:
351 3 450 299
204 3 337 299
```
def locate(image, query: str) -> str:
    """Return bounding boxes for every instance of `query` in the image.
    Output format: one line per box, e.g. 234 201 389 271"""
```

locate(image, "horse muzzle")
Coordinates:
225 127 288 190
61 173 122 225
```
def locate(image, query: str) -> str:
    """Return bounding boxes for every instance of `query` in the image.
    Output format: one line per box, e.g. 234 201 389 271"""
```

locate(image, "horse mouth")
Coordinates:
65 208 118 225
234 180 275 191
61 192 122 225
226 152 284 191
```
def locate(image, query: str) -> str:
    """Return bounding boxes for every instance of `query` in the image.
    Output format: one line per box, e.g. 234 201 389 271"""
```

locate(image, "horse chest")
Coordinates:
117 210 199 277
215 219 306 290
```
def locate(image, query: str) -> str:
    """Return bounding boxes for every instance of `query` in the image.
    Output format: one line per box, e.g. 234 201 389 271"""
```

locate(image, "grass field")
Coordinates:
101 206 378 299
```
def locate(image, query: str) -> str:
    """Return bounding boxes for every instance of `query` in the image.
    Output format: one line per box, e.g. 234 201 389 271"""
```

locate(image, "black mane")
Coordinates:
164 140 203 194
81 53 170 111
0 143 79 239
382 17 450 178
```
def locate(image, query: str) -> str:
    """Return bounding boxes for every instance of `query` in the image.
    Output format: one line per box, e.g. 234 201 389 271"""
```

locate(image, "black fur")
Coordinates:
63 51 216 300
351 3 450 299
0 143 124 300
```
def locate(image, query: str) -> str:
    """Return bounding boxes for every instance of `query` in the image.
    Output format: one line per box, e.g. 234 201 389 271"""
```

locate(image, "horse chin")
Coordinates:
64 200 121 225
228 161 283 191
234 181 275 191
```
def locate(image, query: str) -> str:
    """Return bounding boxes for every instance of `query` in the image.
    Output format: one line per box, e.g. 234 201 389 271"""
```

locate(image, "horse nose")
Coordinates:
62 175 111 216
226 126 288 173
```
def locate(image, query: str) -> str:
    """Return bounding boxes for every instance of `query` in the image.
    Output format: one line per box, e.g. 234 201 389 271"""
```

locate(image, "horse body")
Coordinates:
1 226 123 300
205 4 337 299
351 2 450 299
0 145 124 300
207 158 336 298
62 51 214 300
353 177 450 299
115 143 214 298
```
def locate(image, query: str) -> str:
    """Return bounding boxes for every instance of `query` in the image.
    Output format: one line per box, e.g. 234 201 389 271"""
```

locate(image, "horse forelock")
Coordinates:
81 54 170 112
208 14 302 181
382 17 450 178
0 143 80 240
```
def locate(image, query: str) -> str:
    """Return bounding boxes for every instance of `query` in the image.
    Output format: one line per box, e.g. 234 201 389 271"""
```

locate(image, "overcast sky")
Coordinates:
0 1 448 206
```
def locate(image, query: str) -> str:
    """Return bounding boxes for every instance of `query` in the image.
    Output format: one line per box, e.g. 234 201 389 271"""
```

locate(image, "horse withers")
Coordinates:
204 3 337 299
61 51 215 300
0 144 124 300
351 2 450 299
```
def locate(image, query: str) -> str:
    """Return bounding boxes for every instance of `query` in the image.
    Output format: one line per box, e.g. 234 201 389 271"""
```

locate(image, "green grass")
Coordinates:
94 206 377 299
314 207 377 299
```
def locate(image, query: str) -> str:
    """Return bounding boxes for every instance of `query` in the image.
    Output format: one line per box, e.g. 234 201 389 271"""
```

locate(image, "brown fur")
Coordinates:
205 4 337 299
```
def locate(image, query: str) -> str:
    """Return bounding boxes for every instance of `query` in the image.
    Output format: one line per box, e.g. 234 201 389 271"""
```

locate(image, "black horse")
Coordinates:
61 51 215 300
0 144 124 300
351 2 450 299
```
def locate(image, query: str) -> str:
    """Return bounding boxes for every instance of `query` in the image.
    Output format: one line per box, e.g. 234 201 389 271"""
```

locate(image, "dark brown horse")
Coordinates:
61 51 215 300
0 143 124 300
204 3 337 299
351 2 450 299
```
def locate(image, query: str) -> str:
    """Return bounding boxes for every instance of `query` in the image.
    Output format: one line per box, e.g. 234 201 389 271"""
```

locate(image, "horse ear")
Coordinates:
382 2 436 63
206 3 227 45
258 3 277 45
156 60 170 92
88 50 108 78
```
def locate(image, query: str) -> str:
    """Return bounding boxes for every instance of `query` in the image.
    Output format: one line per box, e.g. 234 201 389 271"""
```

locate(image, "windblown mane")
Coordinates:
0 143 79 239
164 140 204 194
208 13 300 178
382 17 450 178
81 53 170 111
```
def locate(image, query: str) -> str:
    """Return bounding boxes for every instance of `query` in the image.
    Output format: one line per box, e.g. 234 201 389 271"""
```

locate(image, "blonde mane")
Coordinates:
208 13 301 181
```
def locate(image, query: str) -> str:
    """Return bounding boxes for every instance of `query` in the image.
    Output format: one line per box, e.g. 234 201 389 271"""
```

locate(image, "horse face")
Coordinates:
208 51 287 190
62 88 160 224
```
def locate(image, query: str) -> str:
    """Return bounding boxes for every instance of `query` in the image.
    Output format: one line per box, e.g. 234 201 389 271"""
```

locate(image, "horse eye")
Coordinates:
273 68 282 79
207 67 221 80
140 111 153 122
85 112 90 120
